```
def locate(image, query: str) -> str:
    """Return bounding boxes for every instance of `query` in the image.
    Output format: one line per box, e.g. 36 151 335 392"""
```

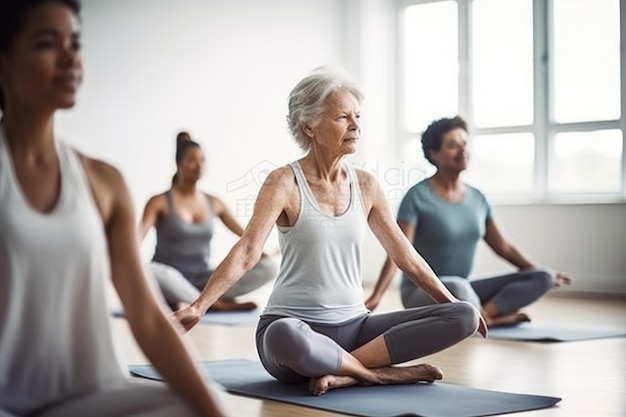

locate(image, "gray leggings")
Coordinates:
255 302 479 383
149 256 277 308
0 382 222 417
401 268 554 316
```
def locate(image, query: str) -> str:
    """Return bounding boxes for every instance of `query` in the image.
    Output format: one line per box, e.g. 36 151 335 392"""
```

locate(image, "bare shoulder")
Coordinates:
75 154 126 226
206 193 226 212
78 153 124 184
260 165 297 194
145 192 168 211
354 168 379 197
257 165 297 212
79 153 125 189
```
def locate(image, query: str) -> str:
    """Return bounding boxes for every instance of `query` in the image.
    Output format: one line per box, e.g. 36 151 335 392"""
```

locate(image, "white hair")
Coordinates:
286 66 364 152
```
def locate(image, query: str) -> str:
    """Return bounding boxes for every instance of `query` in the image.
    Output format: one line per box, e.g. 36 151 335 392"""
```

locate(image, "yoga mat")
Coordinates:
130 359 561 417
111 308 259 326
198 309 260 326
487 323 626 342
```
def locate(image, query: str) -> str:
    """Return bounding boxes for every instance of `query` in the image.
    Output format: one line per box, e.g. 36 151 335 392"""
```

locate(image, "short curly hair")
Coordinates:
286 66 364 152
421 116 468 166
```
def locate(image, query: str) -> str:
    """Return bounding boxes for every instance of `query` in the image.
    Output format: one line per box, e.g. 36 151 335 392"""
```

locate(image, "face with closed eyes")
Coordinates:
304 88 361 156
0 2 82 112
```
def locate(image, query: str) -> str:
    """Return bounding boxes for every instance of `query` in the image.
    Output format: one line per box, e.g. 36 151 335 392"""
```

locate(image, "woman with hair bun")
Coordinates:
139 132 277 311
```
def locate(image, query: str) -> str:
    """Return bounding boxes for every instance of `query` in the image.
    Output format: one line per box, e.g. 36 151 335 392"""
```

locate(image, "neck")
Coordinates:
173 180 197 195
301 147 345 182
1 106 55 153
431 168 463 190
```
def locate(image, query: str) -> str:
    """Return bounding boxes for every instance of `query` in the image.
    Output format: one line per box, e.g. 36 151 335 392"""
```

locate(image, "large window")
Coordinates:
399 0 624 201
403 1 458 132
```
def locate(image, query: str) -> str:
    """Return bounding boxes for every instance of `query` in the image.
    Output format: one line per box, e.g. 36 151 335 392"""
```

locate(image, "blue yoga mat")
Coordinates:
111 308 259 326
487 323 626 342
129 359 561 417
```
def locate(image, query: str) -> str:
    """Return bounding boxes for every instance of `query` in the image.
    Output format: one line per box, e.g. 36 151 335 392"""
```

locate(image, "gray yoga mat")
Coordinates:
129 359 561 417
487 323 626 342
111 308 259 326
197 309 260 326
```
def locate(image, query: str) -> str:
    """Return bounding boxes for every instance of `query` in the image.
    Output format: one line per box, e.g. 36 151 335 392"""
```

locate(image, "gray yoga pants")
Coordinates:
149 256 277 307
401 268 554 315
255 302 479 383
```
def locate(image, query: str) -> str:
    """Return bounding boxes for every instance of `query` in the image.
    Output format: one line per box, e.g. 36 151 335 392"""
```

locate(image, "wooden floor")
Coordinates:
112 287 626 417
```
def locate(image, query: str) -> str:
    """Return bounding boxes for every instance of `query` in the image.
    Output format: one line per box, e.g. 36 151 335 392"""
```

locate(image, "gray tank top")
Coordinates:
152 191 214 286
0 131 126 414
262 161 369 324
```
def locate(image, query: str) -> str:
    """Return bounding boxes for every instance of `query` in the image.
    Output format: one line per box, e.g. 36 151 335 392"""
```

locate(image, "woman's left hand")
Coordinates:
174 304 204 332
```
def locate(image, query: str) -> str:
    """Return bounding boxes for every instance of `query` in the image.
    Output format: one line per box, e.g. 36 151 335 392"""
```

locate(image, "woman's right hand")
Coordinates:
364 294 381 311
174 304 204 332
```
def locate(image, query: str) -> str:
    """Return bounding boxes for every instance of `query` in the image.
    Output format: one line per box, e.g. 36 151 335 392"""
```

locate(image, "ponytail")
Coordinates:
173 131 200 185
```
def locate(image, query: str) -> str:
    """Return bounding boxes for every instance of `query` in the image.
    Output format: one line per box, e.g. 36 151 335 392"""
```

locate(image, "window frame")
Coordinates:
396 0 626 203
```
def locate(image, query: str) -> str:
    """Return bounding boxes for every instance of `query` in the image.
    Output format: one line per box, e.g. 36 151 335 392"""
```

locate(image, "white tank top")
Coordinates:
0 130 126 414
262 161 369 324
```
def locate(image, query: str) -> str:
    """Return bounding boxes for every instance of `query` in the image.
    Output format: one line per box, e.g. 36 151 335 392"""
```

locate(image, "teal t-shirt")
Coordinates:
397 179 492 280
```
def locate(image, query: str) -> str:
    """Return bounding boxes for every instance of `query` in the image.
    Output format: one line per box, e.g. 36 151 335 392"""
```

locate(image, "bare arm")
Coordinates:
357 171 487 336
211 196 246 237
212 195 274 257
483 219 535 269
89 160 228 417
361 173 457 304
176 168 292 330
484 219 571 287
364 221 414 311
138 195 164 241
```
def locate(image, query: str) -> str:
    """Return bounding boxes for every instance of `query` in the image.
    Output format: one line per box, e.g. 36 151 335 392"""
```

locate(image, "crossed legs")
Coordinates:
401 268 554 327
149 256 277 311
256 302 478 394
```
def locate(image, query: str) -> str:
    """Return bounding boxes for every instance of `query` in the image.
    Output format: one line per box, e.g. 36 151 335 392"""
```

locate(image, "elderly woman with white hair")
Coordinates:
175 66 487 395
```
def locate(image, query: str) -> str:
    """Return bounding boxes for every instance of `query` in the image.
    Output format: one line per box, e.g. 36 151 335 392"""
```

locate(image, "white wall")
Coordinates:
472 203 626 295
54 0 625 296
56 0 349 257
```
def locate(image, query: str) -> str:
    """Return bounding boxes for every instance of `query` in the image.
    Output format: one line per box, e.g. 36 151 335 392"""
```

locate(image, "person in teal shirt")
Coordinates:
366 116 571 327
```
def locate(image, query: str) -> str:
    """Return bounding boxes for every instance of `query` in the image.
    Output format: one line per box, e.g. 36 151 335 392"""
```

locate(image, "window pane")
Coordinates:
472 0 533 127
550 130 622 193
553 0 621 123
403 2 458 132
465 133 535 194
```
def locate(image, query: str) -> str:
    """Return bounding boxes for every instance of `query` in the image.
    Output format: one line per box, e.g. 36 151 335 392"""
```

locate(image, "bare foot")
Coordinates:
488 312 531 328
309 375 359 395
208 299 257 312
373 363 444 385
309 364 443 395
